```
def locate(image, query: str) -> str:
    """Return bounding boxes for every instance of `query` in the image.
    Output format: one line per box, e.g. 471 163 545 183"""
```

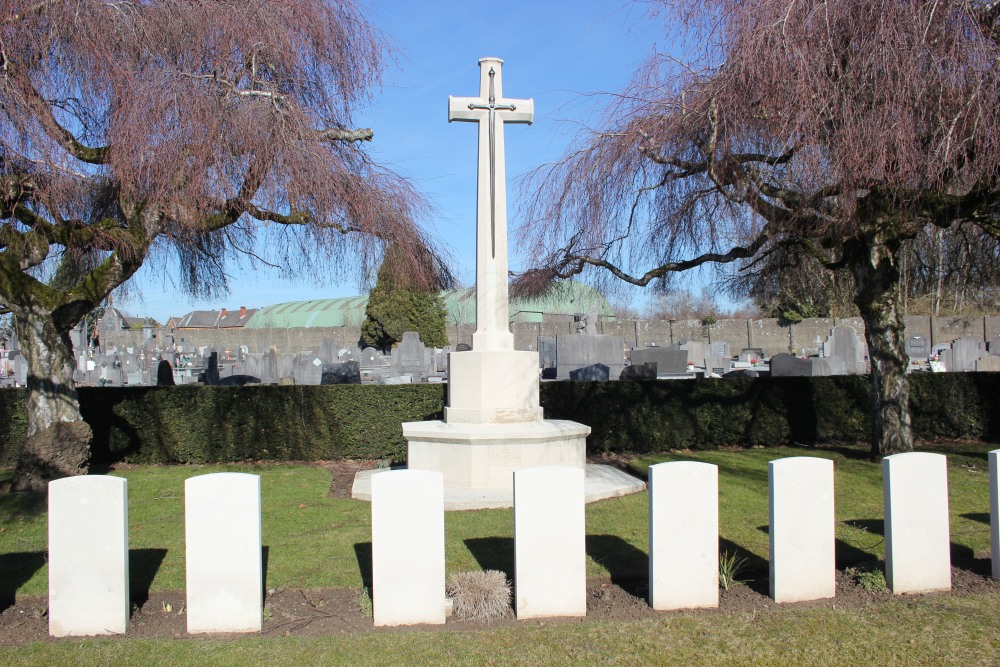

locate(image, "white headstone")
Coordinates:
990 450 1000 580
769 457 836 602
371 470 446 627
185 473 263 634
514 466 586 619
648 461 718 610
882 452 951 594
48 476 129 637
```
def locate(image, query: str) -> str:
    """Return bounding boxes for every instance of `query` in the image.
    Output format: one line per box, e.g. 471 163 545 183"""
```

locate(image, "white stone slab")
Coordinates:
883 452 951 594
371 469 446 627
48 476 129 637
769 457 835 602
990 450 1000 580
648 461 718 610
353 463 645 510
514 466 586 619
185 472 262 634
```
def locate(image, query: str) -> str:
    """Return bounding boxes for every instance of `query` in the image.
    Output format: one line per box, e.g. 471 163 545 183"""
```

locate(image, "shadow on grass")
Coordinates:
0 551 46 613
0 488 47 520
844 518 884 535
353 542 372 603
960 512 990 525
464 537 514 581
586 534 648 598
836 539 878 568
129 548 167 608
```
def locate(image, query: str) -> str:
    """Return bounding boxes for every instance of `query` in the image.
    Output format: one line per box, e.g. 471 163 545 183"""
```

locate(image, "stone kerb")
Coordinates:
990 450 999 580
768 457 835 603
514 466 586 619
48 476 129 637
648 461 719 611
185 472 263 634
371 470 446 627
882 452 952 594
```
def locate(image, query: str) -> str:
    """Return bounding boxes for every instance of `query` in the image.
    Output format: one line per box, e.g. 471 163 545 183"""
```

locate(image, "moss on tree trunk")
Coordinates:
8 308 92 492
850 234 914 459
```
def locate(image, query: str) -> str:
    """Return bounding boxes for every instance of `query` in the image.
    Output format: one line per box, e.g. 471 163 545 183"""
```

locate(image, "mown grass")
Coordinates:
0 442 995 600
1 592 999 665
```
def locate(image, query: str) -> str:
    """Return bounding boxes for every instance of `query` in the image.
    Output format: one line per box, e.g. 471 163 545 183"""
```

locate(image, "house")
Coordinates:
172 306 257 329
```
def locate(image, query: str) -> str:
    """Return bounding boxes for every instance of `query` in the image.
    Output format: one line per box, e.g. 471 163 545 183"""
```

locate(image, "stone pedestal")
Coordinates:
444 349 543 424
405 419 588 489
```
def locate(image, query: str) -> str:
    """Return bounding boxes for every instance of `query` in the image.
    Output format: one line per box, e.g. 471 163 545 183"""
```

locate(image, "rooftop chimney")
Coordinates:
220 308 227 318
240 306 247 318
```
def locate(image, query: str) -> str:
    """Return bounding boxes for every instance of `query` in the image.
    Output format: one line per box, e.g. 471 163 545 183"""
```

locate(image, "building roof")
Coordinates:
243 281 615 329
172 307 257 329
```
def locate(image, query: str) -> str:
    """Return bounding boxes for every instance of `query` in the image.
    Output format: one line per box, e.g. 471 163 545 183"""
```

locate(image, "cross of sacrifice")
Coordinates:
448 58 533 351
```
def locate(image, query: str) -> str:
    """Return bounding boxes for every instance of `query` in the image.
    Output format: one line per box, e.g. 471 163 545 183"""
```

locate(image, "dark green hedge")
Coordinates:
0 373 997 466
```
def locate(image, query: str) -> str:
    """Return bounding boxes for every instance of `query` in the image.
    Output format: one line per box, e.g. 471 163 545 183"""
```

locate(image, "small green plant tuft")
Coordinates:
845 563 888 593
356 586 373 617
719 550 749 591
446 570 513 622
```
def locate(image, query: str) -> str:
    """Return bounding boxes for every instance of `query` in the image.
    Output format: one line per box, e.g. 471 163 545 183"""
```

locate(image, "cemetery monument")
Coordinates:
353 58 643 508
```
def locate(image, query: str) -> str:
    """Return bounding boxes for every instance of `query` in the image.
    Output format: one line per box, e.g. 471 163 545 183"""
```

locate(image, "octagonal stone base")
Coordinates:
403 419 589 488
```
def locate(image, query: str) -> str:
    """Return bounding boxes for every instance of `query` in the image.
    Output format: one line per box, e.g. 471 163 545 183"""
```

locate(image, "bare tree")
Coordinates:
0 0 450 491
518 0 1000 458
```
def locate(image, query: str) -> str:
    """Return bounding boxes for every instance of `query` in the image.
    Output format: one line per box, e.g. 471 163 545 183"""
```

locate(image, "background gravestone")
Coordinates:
704 355 731 376
821 325 867 375
679 341 707 368
709 341 731 358
390 332 431 380
555 334 625 380
321 361 362 385
905 335 930 360
769 353 813 377
292 353 323 385
620 362 657 381
568 363 610 381
630 347 688 375
941 336 987 372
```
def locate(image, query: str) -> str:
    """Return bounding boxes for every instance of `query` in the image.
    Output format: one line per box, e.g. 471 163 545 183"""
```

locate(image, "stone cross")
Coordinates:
449 57 533 351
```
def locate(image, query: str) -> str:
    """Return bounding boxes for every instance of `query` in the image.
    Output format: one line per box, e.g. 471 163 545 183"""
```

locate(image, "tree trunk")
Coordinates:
8 308 92 493
849 234 914 460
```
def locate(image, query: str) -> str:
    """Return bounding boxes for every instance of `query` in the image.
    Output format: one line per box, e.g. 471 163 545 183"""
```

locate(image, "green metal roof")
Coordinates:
243 281 615 328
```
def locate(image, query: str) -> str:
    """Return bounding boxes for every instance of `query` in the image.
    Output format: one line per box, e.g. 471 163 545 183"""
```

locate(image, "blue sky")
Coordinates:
121 1 669 322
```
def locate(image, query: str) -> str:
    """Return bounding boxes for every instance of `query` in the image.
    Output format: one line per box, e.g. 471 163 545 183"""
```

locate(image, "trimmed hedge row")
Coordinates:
0 373 997 466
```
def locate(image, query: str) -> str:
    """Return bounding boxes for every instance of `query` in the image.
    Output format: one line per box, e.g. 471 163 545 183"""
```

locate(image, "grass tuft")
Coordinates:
719 550 749 591
445 570 512 622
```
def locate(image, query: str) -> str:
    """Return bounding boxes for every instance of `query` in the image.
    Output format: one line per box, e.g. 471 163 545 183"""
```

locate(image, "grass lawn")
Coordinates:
0 442 997 664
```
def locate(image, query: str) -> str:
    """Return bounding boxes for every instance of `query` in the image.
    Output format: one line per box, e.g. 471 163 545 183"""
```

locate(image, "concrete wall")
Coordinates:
102 314 1000 359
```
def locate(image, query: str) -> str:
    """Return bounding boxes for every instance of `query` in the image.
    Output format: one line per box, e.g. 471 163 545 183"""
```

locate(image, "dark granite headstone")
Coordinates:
321 361 362 385
568 363 610 381
218 375 261 386
199 351 220 385
620 362 657 381
156 359 175 386
769 353 814 377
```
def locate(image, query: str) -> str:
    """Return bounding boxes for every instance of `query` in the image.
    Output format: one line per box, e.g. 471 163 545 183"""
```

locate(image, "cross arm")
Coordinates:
449 96 481 122
448 96 535 124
